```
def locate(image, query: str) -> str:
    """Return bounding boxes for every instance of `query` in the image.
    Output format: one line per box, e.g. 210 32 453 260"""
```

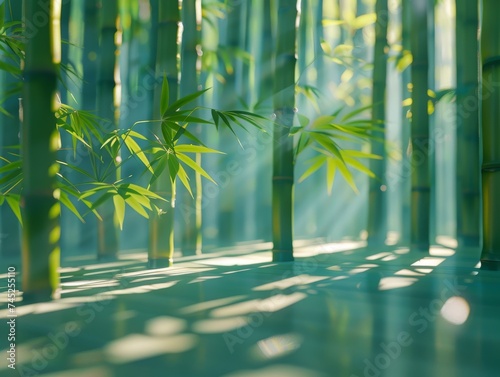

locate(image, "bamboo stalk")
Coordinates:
400 0 411 245
456 0 480 249
179 0 202 256
21 0 61 301
480 0 500 269
96 0 120 260
0 0 21 258
148 0 179 268
272 0 298 262
410 0 430 252
367 0 388 246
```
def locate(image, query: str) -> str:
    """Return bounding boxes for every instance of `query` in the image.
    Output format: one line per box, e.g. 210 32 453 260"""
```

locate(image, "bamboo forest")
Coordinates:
1 0 500 376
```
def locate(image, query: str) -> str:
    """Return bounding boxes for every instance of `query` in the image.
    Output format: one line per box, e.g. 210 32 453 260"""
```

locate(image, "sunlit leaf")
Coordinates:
352 13 376 29
113 194 126 230
175 144 223 154
177 152 216 183
298 155 326 183
176 164 192 197
5 195 22 225
396 51 413 72
402 98 412 107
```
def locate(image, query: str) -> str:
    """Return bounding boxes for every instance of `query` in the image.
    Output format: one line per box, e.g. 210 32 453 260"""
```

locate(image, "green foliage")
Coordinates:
293 106 383 194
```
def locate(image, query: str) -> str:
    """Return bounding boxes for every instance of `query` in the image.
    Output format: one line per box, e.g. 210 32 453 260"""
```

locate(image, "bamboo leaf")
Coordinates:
176 152 216 183
150 155 168 185
113 194 126 230
5 195 22 225
175 144 224 154
59 191 85 222
352 13 376 29
326 158 336 195
160 74 169 116
123 195 149 219
341 104 372 122
121 133 153 173
343 156 375 178
396 51 413 72
176 164 193 198
298 155 326 182
337 161 358 193
164 88 210 116
167 154 179 183
211 109 220 129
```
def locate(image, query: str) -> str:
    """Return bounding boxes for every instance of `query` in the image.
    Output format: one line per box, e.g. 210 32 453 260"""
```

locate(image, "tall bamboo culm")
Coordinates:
400 0 411 244
410 0 430 252
456 0 480 249
0 0 21 258
148 0 179 268
480 0 500 269
179 0 202 256
367 0 388 245
21 0 61 301
272 0 298 262
96 0 120 260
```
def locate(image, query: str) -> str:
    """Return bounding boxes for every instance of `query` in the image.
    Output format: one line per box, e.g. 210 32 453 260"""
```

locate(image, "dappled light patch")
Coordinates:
145 316 187 336
223 268 253 275
378 277 418 291
116 266 215 278
394 247 410 254
105 281 178 295
381 254 399 261
429 247 455 257
394 269 427 277
252 275 328 291
411 257 446 267
192 316 248 334
188 275 223 284
252 333 302 360
104 333 197 363
179 295 247 314
83 269 121 277
61 280 119 288
348 264 378 275
366 252 393 260
211 293 307 317
83 261 139 270
198 253 270 266
440 296 470 325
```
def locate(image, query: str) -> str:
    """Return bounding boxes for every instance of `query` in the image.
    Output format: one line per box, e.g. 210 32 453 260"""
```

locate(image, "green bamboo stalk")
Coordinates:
427 0 436 243
272 0 297 262
410 0 430 252
179 0 202 256
456 0 480 248
70 0 98 254
254 0 274 242
367 0 388 246
96 0 120 260
400 0 411 245
480 0 500 269
0 0 21 258
217 1 242 247
21 0 61 301
148 0 179 268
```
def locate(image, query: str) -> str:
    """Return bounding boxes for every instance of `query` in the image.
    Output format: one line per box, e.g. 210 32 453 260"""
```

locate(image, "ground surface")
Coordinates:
1 241 499 377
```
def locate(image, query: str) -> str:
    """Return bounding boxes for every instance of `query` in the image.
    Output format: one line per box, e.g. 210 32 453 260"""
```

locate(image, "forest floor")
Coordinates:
1 241 499 377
